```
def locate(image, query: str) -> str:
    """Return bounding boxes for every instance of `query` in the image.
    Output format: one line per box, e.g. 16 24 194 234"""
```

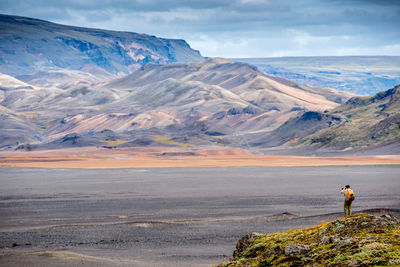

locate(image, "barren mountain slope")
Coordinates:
0 59 355 150
0 104 43 148
45 59 351 140
0 14 203 87
108 58 352 112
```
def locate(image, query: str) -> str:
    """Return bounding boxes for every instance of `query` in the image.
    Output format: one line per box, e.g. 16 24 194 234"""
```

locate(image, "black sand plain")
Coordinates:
0 166 399 266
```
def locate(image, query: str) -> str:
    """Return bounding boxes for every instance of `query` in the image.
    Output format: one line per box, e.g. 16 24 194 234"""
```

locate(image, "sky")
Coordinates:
1 0 400 58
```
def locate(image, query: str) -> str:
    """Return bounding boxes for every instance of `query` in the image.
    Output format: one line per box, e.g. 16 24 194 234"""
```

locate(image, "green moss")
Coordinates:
218 214 400 267
244 243 267 258
257 256 275 266
313 243 338 254
333 253 349 262
388 259 400 265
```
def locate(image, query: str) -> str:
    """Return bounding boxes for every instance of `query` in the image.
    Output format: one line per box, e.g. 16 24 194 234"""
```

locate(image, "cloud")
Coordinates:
0 0 399 57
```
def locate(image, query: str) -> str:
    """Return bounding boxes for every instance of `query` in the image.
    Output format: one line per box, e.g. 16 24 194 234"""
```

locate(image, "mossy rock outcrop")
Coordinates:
218 213 400 266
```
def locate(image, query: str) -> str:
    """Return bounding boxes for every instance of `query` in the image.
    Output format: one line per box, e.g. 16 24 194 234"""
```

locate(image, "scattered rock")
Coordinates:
320 236 334 244
272 246 282 254
232 232 261 258
348 260 360 266
284 243 310 256
336 238 352 248
366 235 378 240
320 236 329 244
14 144 33 151
345 97 364 106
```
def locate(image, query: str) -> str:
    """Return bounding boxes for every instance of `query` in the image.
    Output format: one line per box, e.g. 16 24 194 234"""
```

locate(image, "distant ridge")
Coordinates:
235 56 400 95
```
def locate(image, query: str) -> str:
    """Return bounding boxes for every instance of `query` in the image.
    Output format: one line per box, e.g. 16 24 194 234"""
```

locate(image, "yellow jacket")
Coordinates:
340 188 354 201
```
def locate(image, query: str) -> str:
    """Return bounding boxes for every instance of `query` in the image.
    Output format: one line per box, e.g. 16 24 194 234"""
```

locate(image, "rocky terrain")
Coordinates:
218 213 400 266
236 57 400 95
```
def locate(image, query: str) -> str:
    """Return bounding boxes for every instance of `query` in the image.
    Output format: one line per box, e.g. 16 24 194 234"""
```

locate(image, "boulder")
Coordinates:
284 243 310 256
232 232 261 258
320 236 334 244
336 238 353 248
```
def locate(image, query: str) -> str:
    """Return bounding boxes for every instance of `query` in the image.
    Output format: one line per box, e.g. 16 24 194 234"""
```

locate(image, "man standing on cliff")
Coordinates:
341 185 355 218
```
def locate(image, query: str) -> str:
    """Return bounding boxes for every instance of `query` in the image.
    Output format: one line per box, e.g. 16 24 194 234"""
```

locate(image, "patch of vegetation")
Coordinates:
293 85 400 149
217 213 400 267
105 139 127 148
153 135 193 147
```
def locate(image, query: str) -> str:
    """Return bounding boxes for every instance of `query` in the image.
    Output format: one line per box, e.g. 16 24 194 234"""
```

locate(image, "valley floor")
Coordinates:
0 166 399 266
0 147 400 169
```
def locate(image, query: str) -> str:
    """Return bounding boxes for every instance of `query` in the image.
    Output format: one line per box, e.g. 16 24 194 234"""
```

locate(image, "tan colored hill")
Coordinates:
0 73 36 91
0 58 354 150
50 58 350 138
109 58 351 112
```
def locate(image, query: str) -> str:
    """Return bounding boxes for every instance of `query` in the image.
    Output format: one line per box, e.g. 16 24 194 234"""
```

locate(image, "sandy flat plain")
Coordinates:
0 147 400 169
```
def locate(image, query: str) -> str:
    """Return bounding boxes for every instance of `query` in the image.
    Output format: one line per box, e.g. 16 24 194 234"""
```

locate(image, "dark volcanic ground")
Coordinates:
0 166 399 266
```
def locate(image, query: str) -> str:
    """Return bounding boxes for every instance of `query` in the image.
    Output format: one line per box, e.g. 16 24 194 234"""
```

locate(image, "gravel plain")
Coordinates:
0 166 399 266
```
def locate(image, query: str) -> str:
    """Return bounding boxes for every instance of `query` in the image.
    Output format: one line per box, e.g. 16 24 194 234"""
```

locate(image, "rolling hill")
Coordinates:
252 84 400 153
292 85 400 150
0 58 353 150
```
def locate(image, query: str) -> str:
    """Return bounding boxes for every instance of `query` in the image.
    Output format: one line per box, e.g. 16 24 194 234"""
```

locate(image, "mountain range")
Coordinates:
0 15 399 154
0 14 203 87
